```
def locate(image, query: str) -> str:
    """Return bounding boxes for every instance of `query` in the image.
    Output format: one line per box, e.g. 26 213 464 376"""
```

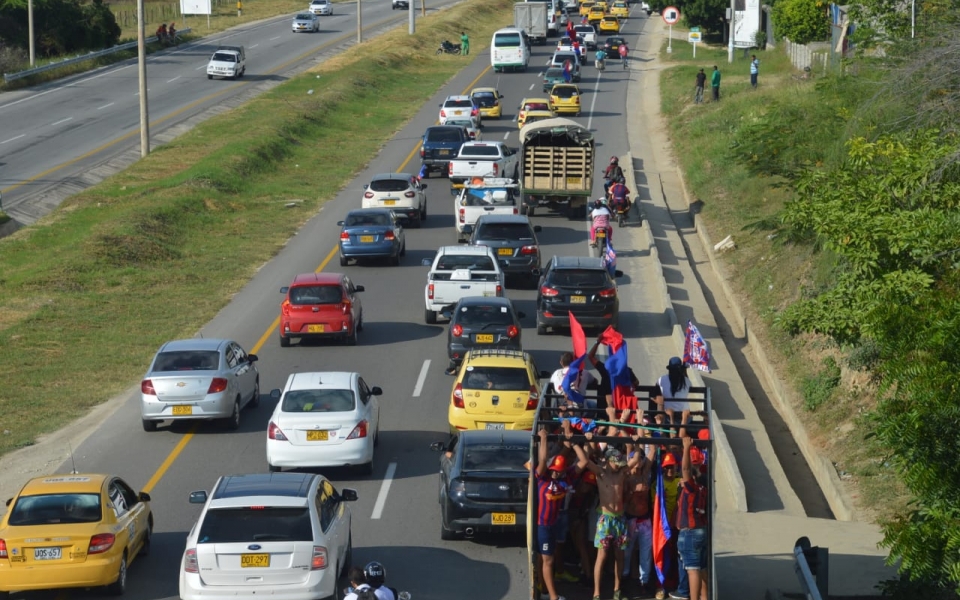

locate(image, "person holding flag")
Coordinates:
598 326 638 423
652 447 681 599
673 415 709 600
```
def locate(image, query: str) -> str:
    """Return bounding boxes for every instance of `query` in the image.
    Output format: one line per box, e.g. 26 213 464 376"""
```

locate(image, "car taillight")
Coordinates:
599 288 617 298
268 421 288 441
141 379 156 395
452 324 463 337
340 231 350 240
281 300 291 316
513 207 519 214
440 109 447 118
88 533 116 555
493 163 499 176
575 96 580 104
540 286 559 297
184 548 198 573
384 231 396 241
496 284 503 296
420 147 425 158
428 284 435 300
453 383 464 408
364 191 374 199
526 385 540 410
342 300 351 315
207 378 228 393
449 479 466 495
346 420 368 440
520 245 538 255
507 325 519 338
0 539 7 559
311 546 327 570
448 163 454 176
405 191 416 198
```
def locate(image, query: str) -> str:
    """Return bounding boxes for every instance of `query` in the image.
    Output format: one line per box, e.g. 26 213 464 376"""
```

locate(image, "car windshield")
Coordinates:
282 389 355 412
289 285 343 305
553 87 579 99
494 33 522 47
436 255 496 270
445 100 474 109
8 493 102 525
154 350 220 371
426 128 464 142
472 92 498 106
447 120 475 129
463 188 515 207
524 101 551 110
197 507 313 543
476 222 534 241
549 268 609 287
295 13 313 18
369 178 411 192
462 367 530 391
345 213 390 227
455 304 515 326
212 52 236 62
462 444 529 471
526 115 550 125
460 145 501 157
545 69 564 78
575 26 593 33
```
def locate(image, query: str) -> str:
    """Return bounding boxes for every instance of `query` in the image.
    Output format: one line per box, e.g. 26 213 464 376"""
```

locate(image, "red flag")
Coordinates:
598 325 623 354
569 313 587 370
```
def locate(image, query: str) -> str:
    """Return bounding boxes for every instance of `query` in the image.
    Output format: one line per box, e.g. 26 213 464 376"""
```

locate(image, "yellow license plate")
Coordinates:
571 295 587 304
498 248 513 256
475 334 494 343
241 554 270 568
382 199 397 205
308 324 325 333
172 405 193 416
566 176 581 184
492 513 516 525
306 430 329 441
359 235 375 243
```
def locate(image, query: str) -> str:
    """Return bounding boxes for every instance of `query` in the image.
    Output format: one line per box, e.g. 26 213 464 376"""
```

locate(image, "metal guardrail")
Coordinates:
3 28 192 83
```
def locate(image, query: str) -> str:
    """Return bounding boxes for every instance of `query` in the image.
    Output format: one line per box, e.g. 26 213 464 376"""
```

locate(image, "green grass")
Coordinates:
0 0 514 458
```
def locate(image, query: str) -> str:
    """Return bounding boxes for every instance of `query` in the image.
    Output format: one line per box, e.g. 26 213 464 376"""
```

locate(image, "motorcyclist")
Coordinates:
618 42 628 68
608 180 631 213
589 198 612 247
603 156 624 194
594 48 606 70
364 562 398 600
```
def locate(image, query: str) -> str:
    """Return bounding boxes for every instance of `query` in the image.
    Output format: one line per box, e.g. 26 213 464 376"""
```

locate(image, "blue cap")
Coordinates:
667 356 684 368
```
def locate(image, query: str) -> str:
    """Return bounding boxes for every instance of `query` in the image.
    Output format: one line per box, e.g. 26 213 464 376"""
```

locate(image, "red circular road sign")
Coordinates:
662 6 680 24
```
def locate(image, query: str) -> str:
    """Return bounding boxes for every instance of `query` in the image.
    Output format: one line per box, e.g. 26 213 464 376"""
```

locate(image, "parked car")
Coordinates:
278 273 364 347
536 255 622 334
447 296 525 368
292 12 319 32
266 371 383 475
140 338 260 432
361 173 427 227
337 208 406 266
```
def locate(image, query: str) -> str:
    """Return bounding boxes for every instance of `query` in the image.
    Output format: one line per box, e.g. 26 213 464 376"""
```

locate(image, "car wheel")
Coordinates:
339 254 348 267
105 553 127 596
346 326 358 346
207 74 212 80
413 215 423 229
357 313 364 332
436 48 442 54
425 308 437 324
390 253 400 266
142 419 158 432
280 335 291 348
421 201 428 220
223 400 241 430
537 322 548 335
139 520 153 557
250 379 261 408
440 504 461 540
400 242 406 257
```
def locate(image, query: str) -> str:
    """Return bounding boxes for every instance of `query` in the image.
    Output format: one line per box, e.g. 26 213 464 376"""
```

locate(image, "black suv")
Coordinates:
447 296 525 367
468 214 542 286
536 256 622 334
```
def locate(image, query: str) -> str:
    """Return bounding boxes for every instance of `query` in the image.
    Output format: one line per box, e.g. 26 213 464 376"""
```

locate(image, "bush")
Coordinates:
754 29 767 49
846 338 881 372
772 0 830 44
0 41 26 73
801 356 841 411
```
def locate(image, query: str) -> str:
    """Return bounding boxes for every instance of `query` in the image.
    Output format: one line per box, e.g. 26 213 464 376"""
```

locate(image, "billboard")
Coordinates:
180 0 212 16
733 0 761 48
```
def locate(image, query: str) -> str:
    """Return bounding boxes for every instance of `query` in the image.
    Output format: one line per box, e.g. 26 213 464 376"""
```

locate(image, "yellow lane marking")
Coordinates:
142 427 197 494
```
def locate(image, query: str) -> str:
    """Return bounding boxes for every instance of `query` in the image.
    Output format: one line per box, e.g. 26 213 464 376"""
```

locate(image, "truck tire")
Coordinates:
526 205 536 217
425 309 438 325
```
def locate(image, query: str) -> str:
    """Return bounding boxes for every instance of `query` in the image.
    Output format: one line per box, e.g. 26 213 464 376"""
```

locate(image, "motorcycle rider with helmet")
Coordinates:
364 561 397 600
608 179 631 215
589 198 613 247
603 156 624 195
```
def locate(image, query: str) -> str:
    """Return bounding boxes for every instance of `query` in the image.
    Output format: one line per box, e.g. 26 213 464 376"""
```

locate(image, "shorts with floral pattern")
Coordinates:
594 510 629 550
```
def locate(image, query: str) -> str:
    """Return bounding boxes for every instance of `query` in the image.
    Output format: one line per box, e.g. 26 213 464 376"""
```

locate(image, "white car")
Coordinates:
446 117 481 141
439 95 480 126
574 24 597 49
292 12 319 32
180 473 357 600
361 172 427 227
266 371 383 475
309 0 333 14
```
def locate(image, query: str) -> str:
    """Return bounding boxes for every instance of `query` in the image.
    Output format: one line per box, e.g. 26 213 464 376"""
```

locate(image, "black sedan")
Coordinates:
536 255 622 334
604 36 627 54
447 296 525 367
431 430 530 540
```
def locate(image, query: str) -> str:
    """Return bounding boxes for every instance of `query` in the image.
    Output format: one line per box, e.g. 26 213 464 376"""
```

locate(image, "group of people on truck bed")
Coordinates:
533 343 710 600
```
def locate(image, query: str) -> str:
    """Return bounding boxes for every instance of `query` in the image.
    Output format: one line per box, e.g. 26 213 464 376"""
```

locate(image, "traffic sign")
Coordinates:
688 32 702 42
662 6 680 25
690 26 700 32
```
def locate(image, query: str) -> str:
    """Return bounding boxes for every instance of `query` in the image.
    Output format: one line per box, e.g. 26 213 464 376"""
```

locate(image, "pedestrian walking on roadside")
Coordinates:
694 68 706 103
460 31 470 55
710 65 721 101
750 54 759 88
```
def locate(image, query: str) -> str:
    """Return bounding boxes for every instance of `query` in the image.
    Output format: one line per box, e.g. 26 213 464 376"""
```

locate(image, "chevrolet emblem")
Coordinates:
176 382 187 387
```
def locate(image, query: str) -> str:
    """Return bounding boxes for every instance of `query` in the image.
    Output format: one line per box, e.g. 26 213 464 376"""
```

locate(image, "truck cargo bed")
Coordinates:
522 146 593 192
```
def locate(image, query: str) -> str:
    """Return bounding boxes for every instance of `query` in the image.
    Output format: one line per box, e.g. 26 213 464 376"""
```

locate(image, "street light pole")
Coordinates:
727 0 735 63
137 0 150 157
357 0 362 43
911 0 915 38
27 0 35 66
409 0 414 34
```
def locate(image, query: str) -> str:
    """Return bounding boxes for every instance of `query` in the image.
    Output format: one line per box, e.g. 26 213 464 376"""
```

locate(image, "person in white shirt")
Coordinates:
343 567 374 600
549 352 595 407
653 356 692 432
589 199 613 247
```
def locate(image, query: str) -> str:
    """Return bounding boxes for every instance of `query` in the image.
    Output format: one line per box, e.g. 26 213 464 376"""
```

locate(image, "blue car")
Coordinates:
337 208 406 266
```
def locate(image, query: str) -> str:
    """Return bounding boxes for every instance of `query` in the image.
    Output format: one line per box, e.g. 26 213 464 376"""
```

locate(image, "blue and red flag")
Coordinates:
683 320 711 372
561 353 588 406
599 326 635 413
652 457 673 585
569 313 587 371
560 416 596 432
602 239 617 277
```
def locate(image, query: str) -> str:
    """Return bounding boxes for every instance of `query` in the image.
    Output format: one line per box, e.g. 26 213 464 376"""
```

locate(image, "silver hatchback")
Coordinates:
140 338 260 432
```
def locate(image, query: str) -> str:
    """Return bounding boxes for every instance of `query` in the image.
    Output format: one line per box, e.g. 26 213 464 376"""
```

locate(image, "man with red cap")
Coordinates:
534 428 572 600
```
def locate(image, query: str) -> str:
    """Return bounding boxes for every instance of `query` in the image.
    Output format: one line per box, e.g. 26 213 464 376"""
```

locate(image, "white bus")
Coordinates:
491 27 530 73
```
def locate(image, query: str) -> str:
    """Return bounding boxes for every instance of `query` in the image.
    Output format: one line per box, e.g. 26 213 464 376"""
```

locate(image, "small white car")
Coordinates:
180 473 357 600
292 12 319 32
361 172 428 227
446 117 481 141
309 0 333 14
439 95 479 126
266 371 383 475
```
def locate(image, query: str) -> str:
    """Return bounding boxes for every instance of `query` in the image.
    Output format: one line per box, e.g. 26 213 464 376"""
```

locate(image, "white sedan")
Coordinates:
266 372 382 475
309 0 333 14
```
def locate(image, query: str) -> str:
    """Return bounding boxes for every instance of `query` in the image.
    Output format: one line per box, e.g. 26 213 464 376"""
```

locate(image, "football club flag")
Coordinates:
602 239 617 277
652 459 673 585
569 314 587 371
683 320 711 372
560 416 597 432
599 327 635 413
561 354 588 406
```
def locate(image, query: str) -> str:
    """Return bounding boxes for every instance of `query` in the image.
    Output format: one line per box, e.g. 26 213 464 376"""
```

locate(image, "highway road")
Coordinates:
5 9 700 600
0 0 456 225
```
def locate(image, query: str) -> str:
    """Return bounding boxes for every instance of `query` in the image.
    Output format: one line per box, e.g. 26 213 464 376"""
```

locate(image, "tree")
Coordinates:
771 0 830 44
679 0 728 33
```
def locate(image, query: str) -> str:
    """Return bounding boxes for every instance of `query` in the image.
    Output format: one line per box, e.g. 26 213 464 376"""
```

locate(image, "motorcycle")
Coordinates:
437 40 461 55
594 225 609 254
596 57 605 71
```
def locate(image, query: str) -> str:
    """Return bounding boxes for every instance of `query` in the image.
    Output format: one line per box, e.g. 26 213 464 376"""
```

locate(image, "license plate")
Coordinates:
492 513 516 525
308 324 325 333
570 295 587 304
241 554 270 568
475 334 494 343
359 235 375 243
306 430 329 441
485 423 506 430
172 405 193 416
34 547 62 560
439 149 450 156
497 248 513 256
383 199 397 206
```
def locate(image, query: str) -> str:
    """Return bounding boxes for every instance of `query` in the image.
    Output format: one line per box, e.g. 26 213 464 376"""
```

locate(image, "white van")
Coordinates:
491 27 530 73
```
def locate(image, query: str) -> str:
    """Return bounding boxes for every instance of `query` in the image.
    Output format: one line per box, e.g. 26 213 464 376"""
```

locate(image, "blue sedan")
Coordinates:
337 208 406 266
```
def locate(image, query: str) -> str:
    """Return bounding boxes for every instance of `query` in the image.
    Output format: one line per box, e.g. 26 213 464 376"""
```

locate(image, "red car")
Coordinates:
279 273 365 347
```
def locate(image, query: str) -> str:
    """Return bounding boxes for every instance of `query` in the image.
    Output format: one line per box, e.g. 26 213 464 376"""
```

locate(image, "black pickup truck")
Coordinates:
420 125 471 177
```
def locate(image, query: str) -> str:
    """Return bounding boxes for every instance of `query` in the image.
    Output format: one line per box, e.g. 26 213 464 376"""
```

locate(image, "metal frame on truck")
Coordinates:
519 117 594 219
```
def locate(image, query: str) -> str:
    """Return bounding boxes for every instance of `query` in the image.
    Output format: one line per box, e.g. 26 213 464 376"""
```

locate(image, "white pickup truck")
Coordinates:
454 178 521 243
423 246 504 324
448 142 520 184
207 45 246 80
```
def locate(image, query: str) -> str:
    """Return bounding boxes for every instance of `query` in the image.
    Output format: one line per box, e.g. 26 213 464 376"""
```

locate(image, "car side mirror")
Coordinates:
421 258 433 266
614 269 624 277
430 441 446 452
371 386 383 395
139 492 152 503
533 225 542 232
362 184 369 190
340 488 359 502
5 498 11 507
517 311 527 319
336 220 345 226
355 285 365 292
189 491 208 504
270 388 282 400
280 286 290 294
248 354 258 362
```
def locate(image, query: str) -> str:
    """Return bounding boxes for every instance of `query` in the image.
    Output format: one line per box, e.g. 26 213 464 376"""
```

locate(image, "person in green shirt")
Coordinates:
460 31 470 55
711 65 721 101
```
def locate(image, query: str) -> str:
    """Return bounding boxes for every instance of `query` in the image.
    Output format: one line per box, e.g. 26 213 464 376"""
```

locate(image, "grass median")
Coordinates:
0 0 511 458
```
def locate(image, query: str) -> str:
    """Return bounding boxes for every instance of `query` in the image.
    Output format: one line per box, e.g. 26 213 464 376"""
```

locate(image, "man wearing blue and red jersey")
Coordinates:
535 428 572 600
673 428 709 600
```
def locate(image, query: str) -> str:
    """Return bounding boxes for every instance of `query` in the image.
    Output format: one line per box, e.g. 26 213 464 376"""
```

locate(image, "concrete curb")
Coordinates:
673 163 856 522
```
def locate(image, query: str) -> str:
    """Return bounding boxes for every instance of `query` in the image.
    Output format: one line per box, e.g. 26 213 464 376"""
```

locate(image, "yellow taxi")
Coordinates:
548 83 582 116
0 474 152 596
448 349 543 434
610 1 629 18
517 97 553 128
598 15 621 33
587 6 606 24
594 0 609 11
470 86 505 119
579 1 595 16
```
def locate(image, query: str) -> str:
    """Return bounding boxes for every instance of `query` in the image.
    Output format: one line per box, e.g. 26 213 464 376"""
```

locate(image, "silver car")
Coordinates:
292 12 319 32
308 0 333 15
140 338 260 432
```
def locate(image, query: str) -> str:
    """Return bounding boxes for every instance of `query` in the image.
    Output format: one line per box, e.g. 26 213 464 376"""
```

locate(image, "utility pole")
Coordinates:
727 0 735 63
911 0 915 38
357 0 362 43
137 0 150 157
27 0 35 66
409 0 414 34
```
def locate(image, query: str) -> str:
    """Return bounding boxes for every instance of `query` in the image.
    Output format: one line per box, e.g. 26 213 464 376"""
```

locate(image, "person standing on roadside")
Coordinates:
694 68 706 104
750 54 759 89
460 31 470 55
710 65 721 101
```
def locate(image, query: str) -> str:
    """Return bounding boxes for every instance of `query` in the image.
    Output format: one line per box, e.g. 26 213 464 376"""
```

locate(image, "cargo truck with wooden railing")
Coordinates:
519 117 595 219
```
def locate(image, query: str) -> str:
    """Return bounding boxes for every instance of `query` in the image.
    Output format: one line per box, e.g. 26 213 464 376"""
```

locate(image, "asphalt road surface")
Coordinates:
11 8 683 600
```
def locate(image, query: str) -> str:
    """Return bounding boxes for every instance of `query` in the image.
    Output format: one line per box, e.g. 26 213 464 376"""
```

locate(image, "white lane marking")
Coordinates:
371 462 397 519
503 132 509 140
250 43 260 48
586 74 601 130
412 360 430 397
529 83 535 90
270 35 281 40
167 76 182 83
50 117 73 126
1 134 25 144
97 102 115 110
196 63 207 70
